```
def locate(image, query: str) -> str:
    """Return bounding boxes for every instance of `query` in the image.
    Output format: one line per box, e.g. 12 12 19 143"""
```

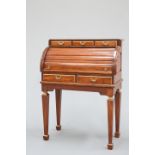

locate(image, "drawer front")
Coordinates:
73 41 94 47
43 74 75 83
77 75 112 85
50 41 72 47
95 41 117 47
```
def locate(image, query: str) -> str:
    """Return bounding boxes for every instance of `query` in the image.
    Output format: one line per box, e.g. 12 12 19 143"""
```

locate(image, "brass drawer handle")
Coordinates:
80 41 86 46
58 41 64 46
55 75 61 80
90 78 97 82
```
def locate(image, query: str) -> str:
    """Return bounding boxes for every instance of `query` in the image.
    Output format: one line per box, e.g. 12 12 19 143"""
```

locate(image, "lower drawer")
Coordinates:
77 75 112 85
43 74 75 83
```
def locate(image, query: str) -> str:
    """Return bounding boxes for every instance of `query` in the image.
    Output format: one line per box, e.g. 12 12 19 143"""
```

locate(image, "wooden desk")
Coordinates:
40 39 122 150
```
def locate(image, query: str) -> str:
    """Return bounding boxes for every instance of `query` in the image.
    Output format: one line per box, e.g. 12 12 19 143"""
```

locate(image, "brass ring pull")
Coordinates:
80 41 86 46
55 75 61 80
58 41 64 46
90 78 97 82
102 41 108 46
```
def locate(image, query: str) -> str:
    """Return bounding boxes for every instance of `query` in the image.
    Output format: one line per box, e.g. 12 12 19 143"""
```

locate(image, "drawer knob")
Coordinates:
80 41 86 46
58 41 64 46
55 75 61 80
90 78 97 82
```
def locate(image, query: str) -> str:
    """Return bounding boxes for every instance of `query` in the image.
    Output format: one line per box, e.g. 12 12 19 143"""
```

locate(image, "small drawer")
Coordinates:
43 74 75 83
95 41 117 47
50 41 72 47
73 41 94 47
77 75 112 85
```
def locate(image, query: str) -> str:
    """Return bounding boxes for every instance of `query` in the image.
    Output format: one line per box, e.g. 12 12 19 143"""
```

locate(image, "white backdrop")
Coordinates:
27 0 128 154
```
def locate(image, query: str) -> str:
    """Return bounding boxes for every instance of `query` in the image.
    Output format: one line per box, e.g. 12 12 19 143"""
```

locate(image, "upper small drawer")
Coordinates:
49 40 72 47
95 41 117 47
73 41 94 47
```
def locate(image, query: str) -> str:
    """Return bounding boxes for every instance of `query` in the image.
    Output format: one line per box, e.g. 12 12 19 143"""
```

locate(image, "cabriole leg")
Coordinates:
107 97 114 150
115 90 121 138
55 89 62 130
42 91 49 140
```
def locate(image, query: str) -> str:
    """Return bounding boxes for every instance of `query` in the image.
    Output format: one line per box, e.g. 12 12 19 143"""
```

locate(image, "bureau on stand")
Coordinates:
40 39 122 150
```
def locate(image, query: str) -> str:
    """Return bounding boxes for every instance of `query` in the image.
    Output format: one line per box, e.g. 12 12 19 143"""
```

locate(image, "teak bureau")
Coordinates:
40 39 122 150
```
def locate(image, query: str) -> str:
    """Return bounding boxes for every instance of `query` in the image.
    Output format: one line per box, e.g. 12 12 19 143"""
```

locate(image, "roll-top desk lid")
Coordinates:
40 39 122 75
